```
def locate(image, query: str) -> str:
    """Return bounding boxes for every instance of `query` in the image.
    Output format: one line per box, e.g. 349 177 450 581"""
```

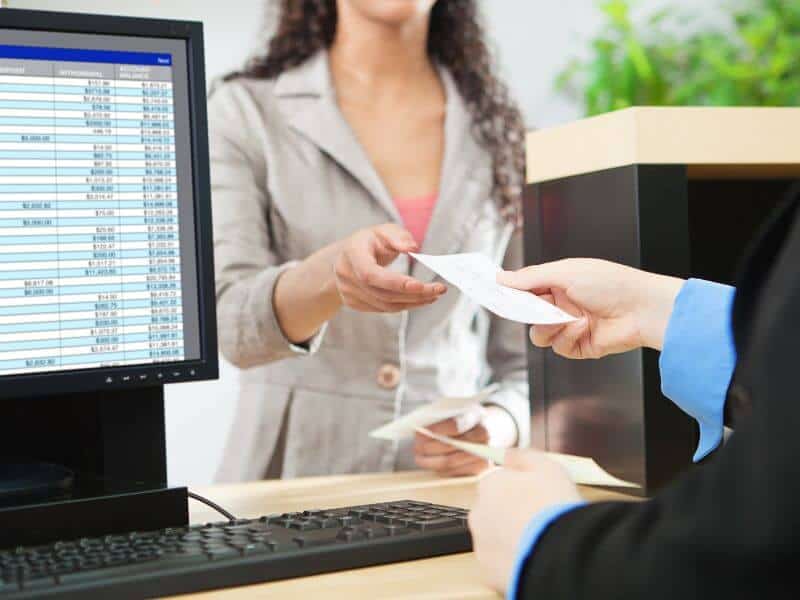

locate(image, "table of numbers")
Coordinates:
0 46 184 375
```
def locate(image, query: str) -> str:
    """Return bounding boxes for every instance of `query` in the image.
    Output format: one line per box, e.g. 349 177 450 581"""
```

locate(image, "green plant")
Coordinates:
557 0 800 116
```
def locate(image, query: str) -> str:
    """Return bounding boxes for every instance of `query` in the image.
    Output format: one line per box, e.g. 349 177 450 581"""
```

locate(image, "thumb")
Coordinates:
497 260 578 293
374 224 418 254
504 448 548 471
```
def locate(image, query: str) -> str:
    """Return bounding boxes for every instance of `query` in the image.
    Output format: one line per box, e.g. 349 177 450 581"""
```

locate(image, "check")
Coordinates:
410 252 577 324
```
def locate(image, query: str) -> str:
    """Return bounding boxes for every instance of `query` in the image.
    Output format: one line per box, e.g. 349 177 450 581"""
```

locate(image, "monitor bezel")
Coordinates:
0 8 218 399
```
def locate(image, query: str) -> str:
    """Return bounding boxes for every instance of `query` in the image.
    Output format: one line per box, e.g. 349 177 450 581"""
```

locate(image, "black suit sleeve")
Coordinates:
517 231 800 600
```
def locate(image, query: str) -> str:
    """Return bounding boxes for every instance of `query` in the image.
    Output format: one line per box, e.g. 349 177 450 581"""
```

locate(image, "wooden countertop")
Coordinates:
179 471 636 599
526 107 800 183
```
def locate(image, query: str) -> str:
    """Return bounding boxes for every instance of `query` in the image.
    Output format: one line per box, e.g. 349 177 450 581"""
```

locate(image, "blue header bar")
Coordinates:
0 44 171 66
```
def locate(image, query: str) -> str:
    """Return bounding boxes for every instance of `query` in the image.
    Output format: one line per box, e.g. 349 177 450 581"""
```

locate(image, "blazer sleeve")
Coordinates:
516 263 800 598
485 226 530 448
209 82 327 369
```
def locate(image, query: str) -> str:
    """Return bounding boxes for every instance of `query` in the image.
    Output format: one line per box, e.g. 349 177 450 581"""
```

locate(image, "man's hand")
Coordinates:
498 258 684 357
468 449 582 593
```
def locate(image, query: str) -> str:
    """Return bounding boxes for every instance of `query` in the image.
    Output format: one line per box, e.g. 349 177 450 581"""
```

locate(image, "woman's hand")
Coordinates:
333 224 446 313
469 449 583 593
497 259 684 358
414 406 518 477
414 416 490 477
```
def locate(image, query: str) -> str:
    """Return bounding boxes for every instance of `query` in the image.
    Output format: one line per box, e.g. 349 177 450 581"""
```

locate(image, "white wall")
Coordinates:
7 0 713 485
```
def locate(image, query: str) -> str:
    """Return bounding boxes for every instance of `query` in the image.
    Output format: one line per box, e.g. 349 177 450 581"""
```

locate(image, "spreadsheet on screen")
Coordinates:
0 35 202 377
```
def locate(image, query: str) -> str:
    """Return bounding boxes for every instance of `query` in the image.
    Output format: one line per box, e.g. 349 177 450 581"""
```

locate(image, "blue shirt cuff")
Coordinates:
506 501 587 600
659 278 737 462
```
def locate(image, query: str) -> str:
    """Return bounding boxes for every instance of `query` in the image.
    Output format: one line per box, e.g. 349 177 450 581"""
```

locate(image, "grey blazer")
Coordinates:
210 51 529 482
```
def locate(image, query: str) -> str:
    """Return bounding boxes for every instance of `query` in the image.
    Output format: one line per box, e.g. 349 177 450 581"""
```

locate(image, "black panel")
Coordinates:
688 179 797 285
524 165 696 493
636 166 695 490
0 387 188 547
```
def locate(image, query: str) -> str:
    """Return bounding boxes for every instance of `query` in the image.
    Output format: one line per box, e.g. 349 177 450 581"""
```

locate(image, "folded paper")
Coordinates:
369 385 498 441
415 427 640 488
410 252 577 325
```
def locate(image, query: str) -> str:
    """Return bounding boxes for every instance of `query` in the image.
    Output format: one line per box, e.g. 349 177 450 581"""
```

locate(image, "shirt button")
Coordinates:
377 364 401 390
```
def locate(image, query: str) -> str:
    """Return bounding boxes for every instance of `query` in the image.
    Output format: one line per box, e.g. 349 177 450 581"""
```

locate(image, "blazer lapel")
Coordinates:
411 67 490 282
274 52 401 223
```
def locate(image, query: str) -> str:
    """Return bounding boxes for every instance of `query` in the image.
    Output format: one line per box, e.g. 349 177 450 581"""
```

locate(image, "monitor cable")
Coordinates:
187 491 237 522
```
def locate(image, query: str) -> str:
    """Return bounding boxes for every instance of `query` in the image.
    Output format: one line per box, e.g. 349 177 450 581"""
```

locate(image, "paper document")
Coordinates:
415 427 506 464
410 252 576 324
415 427 640 488
369 385 498 441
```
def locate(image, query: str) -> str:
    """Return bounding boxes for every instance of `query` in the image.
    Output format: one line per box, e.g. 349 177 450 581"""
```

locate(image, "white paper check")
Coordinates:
410 252 576 325
416 427 640 488
369 385 498 441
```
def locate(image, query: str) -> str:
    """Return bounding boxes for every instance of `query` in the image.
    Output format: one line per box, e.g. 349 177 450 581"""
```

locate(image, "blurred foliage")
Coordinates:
557 0 800 116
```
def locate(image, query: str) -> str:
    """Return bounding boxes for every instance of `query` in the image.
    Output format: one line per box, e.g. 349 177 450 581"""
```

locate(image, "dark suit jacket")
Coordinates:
519 188 800 599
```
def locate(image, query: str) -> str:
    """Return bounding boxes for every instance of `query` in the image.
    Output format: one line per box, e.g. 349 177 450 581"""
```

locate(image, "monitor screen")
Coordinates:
0 19 216 396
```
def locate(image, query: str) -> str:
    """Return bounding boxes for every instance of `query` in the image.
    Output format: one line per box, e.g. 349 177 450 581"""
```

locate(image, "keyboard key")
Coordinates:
383 525 411 536
229 542 261 555
409 518 460 531
289 520 320 531
292 529 340 548
18 573 56 592
336 529 357 542
310 518 339 529
205 548 239 561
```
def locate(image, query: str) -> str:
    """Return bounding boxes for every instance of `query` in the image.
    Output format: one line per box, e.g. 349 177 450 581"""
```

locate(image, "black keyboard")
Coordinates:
0 500 471 598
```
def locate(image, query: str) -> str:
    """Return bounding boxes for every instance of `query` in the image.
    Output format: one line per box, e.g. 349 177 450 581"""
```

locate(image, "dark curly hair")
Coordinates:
227 0 525 225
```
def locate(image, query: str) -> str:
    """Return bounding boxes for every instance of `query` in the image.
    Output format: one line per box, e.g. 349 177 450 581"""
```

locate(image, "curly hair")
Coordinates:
227 0 525 225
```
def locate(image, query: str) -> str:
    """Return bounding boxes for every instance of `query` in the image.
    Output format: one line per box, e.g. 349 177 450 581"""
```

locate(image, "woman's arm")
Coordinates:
211 84 308 368
210 84 445 365
274 224 445 344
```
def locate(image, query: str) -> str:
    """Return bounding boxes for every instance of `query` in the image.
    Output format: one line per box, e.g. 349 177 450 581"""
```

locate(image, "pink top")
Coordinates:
392 193 438 246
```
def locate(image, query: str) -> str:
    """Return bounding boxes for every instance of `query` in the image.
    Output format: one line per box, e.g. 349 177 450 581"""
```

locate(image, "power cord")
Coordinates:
187 491 237 522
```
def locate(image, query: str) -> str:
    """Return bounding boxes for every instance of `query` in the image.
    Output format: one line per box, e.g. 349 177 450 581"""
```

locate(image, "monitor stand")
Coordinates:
0 385 188 548
0 461 74 500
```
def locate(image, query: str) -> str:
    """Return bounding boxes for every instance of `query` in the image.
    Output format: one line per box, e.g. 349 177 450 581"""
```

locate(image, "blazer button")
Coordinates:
377 364 401 390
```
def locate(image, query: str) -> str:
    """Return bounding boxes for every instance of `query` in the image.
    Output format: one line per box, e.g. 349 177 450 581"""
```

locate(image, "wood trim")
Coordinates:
527 107 800 183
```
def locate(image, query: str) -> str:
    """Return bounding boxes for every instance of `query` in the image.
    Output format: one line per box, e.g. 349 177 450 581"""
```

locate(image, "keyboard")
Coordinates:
0 500 471 598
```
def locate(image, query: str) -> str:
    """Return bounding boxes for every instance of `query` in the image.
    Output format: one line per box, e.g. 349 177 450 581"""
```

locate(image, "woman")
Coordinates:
210 0 529 481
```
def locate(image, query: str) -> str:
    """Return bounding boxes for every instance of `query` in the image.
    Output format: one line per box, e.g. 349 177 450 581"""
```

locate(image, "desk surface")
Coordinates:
180 471 634 599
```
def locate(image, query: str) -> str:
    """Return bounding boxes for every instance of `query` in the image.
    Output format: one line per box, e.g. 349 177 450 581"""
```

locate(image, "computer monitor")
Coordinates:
0 8 217 547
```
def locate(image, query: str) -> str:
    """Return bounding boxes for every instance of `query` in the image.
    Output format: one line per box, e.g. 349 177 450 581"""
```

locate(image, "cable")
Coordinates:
187 491 237 522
